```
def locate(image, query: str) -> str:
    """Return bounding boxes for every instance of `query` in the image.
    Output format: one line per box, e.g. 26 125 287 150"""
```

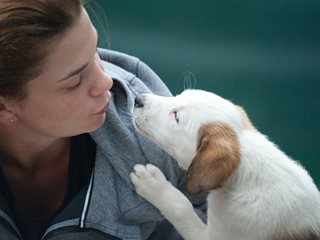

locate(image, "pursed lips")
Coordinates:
92 92 111 115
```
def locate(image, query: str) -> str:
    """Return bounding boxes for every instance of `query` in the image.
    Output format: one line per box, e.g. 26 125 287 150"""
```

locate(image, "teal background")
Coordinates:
90 1 320 187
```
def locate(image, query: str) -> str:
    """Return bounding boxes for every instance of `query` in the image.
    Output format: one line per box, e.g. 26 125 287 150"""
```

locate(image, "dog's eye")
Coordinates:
174 110 180 123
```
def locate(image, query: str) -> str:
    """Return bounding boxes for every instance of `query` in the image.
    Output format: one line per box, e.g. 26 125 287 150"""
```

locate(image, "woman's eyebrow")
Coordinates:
58 31 99 82
58 62 89 82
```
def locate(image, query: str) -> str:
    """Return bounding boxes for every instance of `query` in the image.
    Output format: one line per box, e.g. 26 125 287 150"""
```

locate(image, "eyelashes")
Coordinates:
65 51 101 91
65 74 82 90
71 77 82 89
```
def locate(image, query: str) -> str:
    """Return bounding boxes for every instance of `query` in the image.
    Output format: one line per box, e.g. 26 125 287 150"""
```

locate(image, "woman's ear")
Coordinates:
186 122 241 195
0 97 17 125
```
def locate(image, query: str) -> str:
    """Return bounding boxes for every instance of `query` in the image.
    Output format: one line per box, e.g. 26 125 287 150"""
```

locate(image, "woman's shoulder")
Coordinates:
98 48 172 97
98 48 140 74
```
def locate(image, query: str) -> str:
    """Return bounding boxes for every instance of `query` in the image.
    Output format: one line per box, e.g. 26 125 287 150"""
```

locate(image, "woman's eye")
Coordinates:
174 110 180 123
68 76 82 90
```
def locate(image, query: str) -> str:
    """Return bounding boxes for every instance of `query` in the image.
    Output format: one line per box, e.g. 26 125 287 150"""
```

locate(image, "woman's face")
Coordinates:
10 8 113 138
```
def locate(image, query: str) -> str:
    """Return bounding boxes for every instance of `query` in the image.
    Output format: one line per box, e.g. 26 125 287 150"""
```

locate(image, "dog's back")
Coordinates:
207 129 320 239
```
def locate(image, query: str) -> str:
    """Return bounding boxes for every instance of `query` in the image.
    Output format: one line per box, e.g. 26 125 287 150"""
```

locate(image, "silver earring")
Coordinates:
10 118 15 123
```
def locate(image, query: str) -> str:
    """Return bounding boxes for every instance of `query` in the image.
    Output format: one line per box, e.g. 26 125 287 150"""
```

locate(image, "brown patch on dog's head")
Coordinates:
236 105 256 131
186 122 241 195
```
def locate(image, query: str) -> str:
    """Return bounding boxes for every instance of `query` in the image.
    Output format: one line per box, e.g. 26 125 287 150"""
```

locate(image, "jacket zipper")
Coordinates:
43 170 95 240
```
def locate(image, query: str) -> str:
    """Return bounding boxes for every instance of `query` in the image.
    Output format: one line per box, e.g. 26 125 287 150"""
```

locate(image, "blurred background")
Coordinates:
89 1 320 187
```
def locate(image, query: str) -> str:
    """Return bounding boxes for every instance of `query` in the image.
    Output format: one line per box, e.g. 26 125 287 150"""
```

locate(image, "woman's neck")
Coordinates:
0 125 70 171
0 125 71 217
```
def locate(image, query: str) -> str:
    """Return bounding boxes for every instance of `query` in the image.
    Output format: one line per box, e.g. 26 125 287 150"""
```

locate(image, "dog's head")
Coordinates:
133 89 255 194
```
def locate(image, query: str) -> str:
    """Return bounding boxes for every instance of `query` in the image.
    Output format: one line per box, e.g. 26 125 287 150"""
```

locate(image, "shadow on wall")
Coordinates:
90 0 320 188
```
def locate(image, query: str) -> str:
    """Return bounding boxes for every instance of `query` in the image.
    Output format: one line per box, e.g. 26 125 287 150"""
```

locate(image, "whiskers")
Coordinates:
183 71 197 90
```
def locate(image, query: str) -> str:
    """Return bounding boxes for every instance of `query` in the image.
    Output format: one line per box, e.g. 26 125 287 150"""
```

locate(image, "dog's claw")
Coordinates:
130 164 169 202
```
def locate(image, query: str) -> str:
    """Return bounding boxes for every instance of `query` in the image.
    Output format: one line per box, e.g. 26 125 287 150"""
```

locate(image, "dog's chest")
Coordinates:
207 191 270 239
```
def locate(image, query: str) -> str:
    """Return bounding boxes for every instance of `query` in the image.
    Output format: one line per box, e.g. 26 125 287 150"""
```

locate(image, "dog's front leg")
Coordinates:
130 164 207 240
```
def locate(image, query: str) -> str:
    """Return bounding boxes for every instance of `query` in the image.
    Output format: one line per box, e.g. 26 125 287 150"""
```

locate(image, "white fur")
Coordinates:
130 89 320 240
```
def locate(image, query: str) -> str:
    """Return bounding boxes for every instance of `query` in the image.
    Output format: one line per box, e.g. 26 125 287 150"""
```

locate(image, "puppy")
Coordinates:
130 89 320 240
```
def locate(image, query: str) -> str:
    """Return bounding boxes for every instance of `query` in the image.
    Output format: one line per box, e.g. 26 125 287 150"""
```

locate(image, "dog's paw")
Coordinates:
130 164 170 203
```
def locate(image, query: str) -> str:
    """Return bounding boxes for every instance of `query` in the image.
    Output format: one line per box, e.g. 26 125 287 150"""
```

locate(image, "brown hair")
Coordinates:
0 0 82 100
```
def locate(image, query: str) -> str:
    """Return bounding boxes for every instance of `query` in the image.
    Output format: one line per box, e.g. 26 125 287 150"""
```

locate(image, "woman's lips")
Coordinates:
94 102 109 115
93 92 111 115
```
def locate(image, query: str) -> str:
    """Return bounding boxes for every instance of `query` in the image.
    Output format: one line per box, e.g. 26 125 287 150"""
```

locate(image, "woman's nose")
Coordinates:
89 61 113 97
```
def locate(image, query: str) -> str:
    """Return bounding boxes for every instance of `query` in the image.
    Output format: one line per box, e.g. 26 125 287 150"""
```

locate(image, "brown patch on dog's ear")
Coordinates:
186 122 241 195
273 231 319 240
235 105 256 131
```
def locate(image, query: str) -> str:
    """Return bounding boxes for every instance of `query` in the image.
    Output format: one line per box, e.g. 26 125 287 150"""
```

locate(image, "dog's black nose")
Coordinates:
135 95 145 108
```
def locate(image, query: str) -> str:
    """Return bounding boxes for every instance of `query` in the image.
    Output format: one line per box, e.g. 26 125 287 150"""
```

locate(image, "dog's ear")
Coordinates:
186 122 241 195
235 105 256 131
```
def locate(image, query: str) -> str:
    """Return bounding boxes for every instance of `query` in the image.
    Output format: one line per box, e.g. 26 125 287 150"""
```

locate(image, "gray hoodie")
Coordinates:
0 49 206 240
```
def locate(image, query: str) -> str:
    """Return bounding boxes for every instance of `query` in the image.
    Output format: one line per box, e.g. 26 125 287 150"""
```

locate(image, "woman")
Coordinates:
0 0 206 239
